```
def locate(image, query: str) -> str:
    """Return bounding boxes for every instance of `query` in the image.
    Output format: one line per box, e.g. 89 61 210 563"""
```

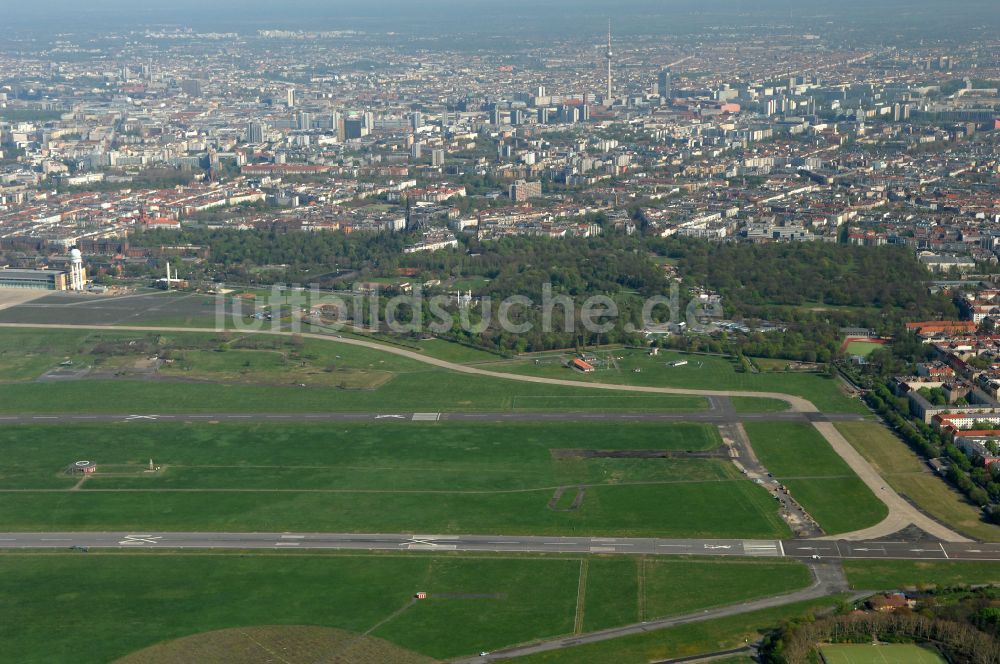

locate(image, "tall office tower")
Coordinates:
537 85 546 97
510 108 523 126
431 149 445 167
490 108 502 125
411 142 422 159
605 20 613 104
247 121 264 143
180 79 202 97
286 88 296 108
509 180 542 202
537 107 549 124
363 111 375 130
657 69 672 100
581 104 590 121
343 118 367 139
296 111 312 131
410 111 422 131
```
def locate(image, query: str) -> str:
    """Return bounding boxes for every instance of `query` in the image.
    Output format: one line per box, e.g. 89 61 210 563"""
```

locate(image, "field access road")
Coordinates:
1 531 996 561
0 411 867 425
0 322 972 543
455 561 855 662
457 562 854 662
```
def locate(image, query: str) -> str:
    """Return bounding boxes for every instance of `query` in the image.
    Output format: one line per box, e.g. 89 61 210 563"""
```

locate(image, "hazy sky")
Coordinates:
6 0 997 35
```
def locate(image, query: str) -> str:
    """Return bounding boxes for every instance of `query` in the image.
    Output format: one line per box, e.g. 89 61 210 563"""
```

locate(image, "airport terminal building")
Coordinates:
0 267 72 290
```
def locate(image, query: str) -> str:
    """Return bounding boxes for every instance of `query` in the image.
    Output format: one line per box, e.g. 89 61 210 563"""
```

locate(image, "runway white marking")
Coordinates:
742 541 780 556
119 535 162 545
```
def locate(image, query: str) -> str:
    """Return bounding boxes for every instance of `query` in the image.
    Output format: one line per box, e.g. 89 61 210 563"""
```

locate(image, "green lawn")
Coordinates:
0 552 816 664
0 327 98 379
581 558 811 632
477 349 864 413
0 552 577 663
0 373 710 415
417 338 505 363
730 396 790 413
513 595 847 663
844 341 885 358
0 328 716 414
844 560 1000 590
819 643 945 664
742 422 887 535
835 422 1000 542
0 422 788 538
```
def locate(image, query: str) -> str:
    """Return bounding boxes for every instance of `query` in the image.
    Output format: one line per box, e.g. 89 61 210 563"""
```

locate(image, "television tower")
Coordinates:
605 19 613 104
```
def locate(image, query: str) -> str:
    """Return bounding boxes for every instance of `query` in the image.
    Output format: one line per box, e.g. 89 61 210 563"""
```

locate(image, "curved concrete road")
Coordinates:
0 322 971 543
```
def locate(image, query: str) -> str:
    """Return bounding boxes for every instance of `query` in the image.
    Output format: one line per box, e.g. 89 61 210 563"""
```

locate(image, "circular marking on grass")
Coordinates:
113 625 435 664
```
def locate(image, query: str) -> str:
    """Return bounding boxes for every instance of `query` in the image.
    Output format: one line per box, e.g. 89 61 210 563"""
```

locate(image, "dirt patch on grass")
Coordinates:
548 485 586 511
551 448 728 459
113 625 436 664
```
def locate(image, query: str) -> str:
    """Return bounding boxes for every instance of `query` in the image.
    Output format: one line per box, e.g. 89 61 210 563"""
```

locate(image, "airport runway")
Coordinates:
0 410 867 425
2 531 997 561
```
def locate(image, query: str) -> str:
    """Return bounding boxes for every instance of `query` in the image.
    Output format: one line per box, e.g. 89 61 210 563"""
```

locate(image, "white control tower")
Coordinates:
68 248 86 291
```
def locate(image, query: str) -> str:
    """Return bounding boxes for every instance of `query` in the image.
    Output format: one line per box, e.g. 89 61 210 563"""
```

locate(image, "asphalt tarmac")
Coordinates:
3 531 996 561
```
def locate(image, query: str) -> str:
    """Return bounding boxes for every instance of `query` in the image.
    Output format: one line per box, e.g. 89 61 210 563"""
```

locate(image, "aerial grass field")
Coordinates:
579 557 810 632
0 551 812 664
843 341 885 358
476 349 864 413
513 594 848 663
835 422 1000 542
818 643 945 664
843 560 1000 590
0 422 789 537
115 626 435 664
730 396 790 413
0 375 710 414
742 422 887 535
0 328 717 414
0 326 99 379
0 326 856 414
415 338 506 363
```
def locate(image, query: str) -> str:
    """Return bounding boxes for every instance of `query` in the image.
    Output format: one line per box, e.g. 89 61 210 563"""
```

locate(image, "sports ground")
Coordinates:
819 643 945 664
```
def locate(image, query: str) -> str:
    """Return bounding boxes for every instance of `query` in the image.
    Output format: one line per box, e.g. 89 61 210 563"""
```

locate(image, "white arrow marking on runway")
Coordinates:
125 415 158 421
375 414 405 419
852 548 884 552
704 545 732 550
119 535 162 545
